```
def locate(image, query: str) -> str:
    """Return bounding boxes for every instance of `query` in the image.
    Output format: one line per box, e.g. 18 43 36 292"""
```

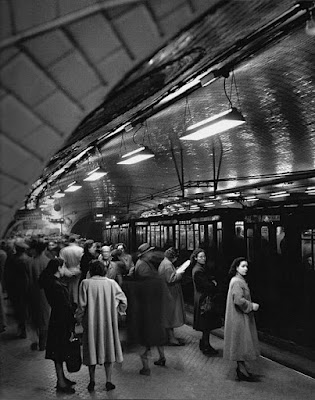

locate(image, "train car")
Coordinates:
101 204 315 351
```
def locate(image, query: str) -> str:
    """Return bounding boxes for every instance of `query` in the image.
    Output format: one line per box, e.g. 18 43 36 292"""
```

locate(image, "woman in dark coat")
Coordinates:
39 258 76 394
191 248 221 355
79 240 97 283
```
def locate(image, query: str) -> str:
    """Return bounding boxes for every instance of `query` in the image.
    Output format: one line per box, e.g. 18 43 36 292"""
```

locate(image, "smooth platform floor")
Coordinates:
1 318 314 400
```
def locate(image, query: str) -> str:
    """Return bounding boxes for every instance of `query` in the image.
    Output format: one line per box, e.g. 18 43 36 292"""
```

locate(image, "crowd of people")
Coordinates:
0 233 261 394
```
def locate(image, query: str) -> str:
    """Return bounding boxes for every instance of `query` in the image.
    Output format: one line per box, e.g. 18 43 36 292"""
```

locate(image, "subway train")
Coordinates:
96 204 315 353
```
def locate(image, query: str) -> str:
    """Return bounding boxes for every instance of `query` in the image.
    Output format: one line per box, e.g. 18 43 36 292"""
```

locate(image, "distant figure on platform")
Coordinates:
98 245 122 286
5 240 31 339
59 236 83 307
28 239 50 351
223 257 260 382
45 240 60 259
39 258 76 394
158 247 188 346
79 240 97 283
115 243 134 276
191 248 220 355
76 260 127 392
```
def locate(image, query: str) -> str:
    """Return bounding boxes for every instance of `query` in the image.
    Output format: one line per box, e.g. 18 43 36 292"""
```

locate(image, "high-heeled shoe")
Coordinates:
154 357 166 366
106 382 115 391
87 381 95 392
64 378 76 386
199 341 218 355
236 367 258 382
139 367 151 376
56 384 75 394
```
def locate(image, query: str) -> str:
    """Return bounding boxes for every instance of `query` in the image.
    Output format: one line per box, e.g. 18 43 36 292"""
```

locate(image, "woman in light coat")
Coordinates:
223 257 260 381
158 247 186 345
76 260 127 392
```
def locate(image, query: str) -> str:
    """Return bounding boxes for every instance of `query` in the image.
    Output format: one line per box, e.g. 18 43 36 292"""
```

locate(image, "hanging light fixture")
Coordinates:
117 146 154 164
64 181 82 192
181 70 245 141
83 167 107 181
180 107 245 141
52 189 65 198
117 121 154 165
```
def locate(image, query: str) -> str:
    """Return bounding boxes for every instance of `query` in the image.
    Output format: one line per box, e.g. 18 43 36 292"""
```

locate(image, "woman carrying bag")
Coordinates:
39 258 76 394
191 248 221 355
76 260 127 392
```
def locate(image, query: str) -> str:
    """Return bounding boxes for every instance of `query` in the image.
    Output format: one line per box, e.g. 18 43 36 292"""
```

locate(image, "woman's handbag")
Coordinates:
200 295 214 315
65 334 82 373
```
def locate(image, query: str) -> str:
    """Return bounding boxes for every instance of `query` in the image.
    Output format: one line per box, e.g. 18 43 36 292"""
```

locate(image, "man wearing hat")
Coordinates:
125 243 167 375
133 243 156 279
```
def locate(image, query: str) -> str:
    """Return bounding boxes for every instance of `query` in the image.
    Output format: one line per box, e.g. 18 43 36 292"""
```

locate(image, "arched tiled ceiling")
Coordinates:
0 0 219 237
1 0 315 237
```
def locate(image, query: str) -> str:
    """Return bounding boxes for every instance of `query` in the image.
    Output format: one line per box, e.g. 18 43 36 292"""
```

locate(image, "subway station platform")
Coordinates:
1 313 314 400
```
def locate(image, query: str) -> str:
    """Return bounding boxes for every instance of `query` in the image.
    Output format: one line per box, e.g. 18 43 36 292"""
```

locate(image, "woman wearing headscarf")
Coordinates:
223 257 260 381
76 260 127 392
39 258 76 394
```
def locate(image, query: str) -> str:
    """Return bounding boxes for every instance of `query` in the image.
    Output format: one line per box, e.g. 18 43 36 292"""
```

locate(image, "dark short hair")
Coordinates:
84 239 94 253
229 257 247 278
39 258 64 288
164 247 178 260
89 260 106 277
111 249 122 261
189 248 205 267
31 239 47 254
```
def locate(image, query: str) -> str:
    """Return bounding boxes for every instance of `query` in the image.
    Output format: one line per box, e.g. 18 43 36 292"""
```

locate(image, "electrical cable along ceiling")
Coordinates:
1 0 315 236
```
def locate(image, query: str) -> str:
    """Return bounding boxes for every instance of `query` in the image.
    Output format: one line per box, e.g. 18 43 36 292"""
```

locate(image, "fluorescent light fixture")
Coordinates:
159 78 200 105
244 196 259 201
83 167 107 181
96 213 103 217
269 191 290 198
306 190 315 195
180 107 245 141
221 200 235 205
200 71 217 87
204 202 215 207
52 190 65 198
117 146 154 165
64 181 82 192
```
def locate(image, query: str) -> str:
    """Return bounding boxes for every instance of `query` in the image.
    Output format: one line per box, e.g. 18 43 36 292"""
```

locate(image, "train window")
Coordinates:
261 226 269 242
217 221 223 252
194 224 200 248
187 224 194 250
276 226 285 254
175 225 179 249
235 221 244 237
208 224 214 248
301 229 315 268
247 228 254 262
147 226 151 243
180 225 186 249
156 226 161 248
200 224 205 244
